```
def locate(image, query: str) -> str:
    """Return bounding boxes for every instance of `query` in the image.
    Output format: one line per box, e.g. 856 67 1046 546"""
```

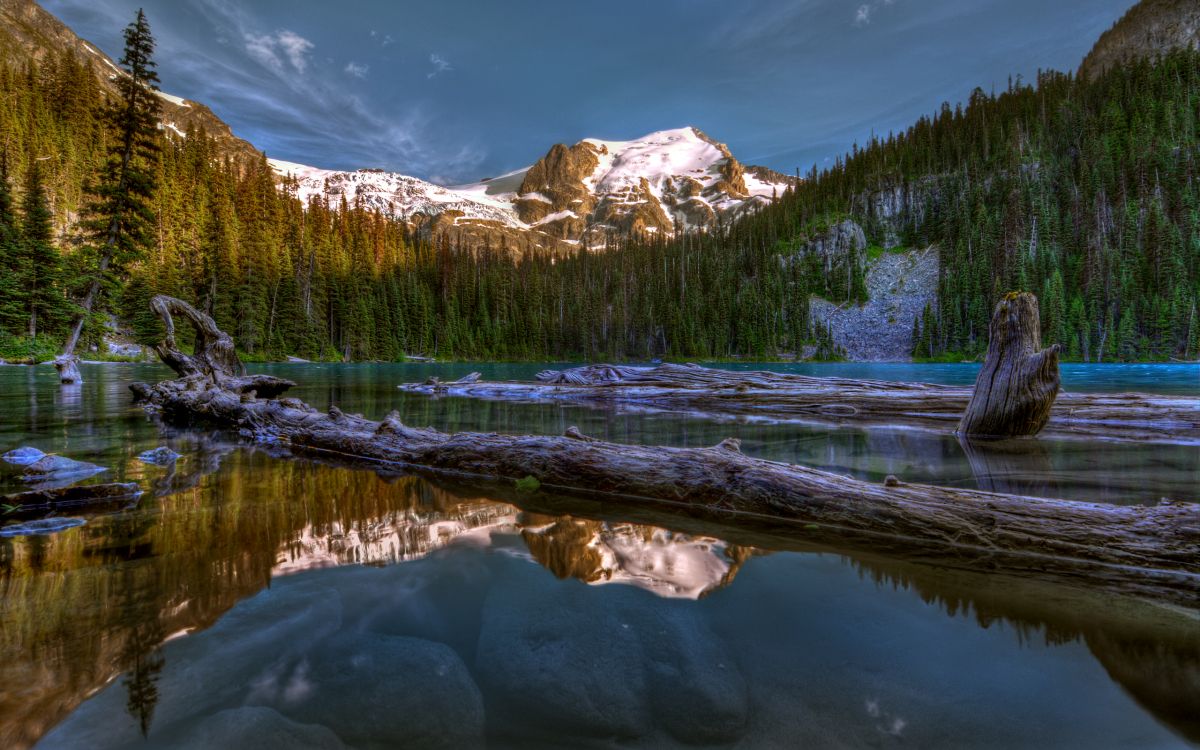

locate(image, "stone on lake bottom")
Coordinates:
138 447 181 466
2 446 46 466
168 707 345 750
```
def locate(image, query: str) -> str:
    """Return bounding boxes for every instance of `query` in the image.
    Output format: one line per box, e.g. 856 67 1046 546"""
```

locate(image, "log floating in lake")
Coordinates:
127 372 1200 605
959 292 1061 438
399 363 1199 445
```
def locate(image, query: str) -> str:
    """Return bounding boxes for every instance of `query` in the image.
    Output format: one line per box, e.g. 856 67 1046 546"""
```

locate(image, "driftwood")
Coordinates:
142 295 295 399
127 375 1200 605
1 482 141 520
399 363 1200 445
959 292 1061 437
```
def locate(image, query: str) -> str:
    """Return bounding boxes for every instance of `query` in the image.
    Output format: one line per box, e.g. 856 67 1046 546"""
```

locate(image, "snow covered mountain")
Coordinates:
270 127 793 253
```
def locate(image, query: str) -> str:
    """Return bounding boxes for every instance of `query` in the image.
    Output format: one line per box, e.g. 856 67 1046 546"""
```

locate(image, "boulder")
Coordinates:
2 446 46 465
474 573 748 744
20 454 106 485
642 608 749 745
137 447 181 466
475 578 651 739
38 581 345 749
166 707 345 750
274 634 484 750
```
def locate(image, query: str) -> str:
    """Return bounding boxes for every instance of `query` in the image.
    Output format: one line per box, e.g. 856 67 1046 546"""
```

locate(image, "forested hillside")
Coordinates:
0 9 1197 362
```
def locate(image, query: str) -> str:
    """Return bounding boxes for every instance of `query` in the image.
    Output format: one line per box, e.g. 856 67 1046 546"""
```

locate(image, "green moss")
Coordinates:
514 475 541 493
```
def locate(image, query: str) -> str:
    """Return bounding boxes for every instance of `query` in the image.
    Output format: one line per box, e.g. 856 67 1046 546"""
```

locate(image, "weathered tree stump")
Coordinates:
144 295 295 399
958 292 1061 438
149 295 245 380
53 355 81 384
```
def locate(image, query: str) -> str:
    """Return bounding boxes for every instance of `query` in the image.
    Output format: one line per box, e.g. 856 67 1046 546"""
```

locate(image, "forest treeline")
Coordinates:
0 23 1197 362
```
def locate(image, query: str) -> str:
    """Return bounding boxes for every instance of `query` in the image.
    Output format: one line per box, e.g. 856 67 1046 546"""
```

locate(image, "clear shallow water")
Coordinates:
0 362 1197 749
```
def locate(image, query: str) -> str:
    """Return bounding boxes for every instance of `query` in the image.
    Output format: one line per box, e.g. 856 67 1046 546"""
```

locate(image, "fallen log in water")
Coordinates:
398 363 1200 444
128 377 1200 605
1 482 141 520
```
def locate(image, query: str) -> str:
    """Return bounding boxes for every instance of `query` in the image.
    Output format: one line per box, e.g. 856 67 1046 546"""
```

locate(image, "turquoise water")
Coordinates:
0 362 1197 748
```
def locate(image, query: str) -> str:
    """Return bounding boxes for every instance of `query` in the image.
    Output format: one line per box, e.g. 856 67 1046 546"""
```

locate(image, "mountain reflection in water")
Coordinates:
0 441 1194 749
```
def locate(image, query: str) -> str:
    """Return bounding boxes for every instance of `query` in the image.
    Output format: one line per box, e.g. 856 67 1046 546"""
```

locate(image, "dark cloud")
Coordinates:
43 0 1132 184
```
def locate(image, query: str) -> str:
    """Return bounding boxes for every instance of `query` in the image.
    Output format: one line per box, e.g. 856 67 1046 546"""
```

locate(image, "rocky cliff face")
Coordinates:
1080 0 1200 80
0 0 261 164
810 246 939 362
517 127 788 247
274 127 793 255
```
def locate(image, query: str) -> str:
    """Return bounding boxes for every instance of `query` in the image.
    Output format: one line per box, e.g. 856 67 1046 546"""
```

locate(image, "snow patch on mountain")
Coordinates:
270 158 529 229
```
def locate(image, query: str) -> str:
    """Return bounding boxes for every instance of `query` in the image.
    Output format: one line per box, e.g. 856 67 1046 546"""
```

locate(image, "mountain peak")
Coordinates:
1080 0 1200 80
271 126 793 254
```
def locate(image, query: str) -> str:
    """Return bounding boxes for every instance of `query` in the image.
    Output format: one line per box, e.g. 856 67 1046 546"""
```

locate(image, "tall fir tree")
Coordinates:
62 8 161 356
19 160 71 340
0 154 23 335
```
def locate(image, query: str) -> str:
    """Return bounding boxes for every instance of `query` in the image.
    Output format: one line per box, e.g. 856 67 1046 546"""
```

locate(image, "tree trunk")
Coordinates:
958 292 1062 438
53 355 81 384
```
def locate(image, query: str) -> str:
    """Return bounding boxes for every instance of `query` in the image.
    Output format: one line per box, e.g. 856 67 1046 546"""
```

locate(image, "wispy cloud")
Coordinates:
369 29 395 46
855 0 897 27
427 53 453 79
244 29 313 73
344 61 369 78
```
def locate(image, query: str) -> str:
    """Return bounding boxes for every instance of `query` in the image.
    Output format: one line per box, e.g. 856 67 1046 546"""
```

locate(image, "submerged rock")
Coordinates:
2 446 46 466
0 517 87 537
274 634 485 750
168 707 345 750
474 573 748 744
643 608 749 745
138 447 181 466
20 454 107 484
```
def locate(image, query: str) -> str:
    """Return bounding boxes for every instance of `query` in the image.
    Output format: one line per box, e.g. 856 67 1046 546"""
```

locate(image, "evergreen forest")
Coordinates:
1 19 1197 363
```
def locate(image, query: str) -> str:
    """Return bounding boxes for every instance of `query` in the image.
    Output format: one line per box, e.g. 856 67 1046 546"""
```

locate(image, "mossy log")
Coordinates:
129 374 1200 604
398 363 1199 445
959 292 1062 437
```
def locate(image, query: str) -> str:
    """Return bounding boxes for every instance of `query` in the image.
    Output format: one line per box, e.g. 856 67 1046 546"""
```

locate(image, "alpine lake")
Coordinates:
1 361 1197 749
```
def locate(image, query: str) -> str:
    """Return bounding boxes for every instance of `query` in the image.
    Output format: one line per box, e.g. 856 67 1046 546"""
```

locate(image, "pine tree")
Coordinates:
0 154 23 335
61 8 161 357
20 160 71 340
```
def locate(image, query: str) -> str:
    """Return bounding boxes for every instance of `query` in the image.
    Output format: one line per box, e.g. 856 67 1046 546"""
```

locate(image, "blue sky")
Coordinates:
44 0 1134 184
